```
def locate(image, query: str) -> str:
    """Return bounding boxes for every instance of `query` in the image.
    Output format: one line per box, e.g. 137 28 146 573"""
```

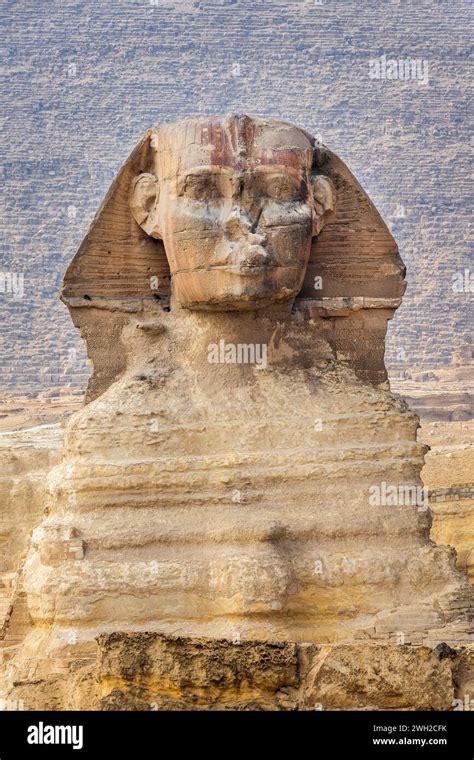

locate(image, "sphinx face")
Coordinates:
156 163 314 311
130 116 335 310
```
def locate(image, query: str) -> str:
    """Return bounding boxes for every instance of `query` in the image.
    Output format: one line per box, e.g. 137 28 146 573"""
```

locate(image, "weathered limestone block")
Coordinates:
421 426 474 582
95 634 467 712
98 633 299 711
0 426 63 573
0 425 63 639
33 521 85 565
1 115 472 709
299 643 454 711
430 496 474 582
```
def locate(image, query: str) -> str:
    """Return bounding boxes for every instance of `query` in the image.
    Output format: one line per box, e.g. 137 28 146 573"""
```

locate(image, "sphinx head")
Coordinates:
130 114 336 311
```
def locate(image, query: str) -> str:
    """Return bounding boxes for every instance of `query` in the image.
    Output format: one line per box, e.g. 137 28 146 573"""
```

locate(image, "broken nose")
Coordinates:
225 213 251 237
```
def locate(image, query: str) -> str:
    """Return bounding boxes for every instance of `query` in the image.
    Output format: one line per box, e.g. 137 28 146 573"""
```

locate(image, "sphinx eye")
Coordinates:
183 174 222 201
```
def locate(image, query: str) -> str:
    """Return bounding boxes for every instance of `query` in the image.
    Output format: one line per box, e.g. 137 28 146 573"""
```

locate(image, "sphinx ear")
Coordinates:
311 174 336 235
130 172 161 238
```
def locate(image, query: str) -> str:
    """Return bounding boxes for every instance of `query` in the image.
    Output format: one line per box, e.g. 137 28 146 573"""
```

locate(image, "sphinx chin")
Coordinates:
171 264 304 311
182 287 298 311
176 279 300 311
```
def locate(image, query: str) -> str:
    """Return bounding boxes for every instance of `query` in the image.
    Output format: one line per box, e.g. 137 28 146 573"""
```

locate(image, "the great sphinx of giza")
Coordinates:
2 115 472 710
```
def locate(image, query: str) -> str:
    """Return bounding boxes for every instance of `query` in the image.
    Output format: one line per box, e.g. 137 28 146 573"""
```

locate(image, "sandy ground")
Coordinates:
0 395 83 432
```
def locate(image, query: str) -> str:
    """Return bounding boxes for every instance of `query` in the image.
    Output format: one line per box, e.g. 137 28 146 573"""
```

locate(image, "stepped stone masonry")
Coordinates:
0 115 472 710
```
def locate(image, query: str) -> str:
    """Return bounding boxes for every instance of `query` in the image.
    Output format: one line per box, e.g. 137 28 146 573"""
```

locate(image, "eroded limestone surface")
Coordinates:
95 633 472 712
0 425 63 646
7 633 472 711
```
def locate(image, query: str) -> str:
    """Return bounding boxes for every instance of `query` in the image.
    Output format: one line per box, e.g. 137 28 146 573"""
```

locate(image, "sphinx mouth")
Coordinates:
174 262 293 275
233 263 278 276
232 244 276 273
207 239 273 270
